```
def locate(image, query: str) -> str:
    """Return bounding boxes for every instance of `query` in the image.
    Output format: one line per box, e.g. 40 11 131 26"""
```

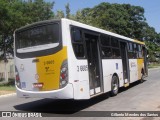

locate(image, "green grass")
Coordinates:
148 63 160 68
0 86 15 91
0 78 15 91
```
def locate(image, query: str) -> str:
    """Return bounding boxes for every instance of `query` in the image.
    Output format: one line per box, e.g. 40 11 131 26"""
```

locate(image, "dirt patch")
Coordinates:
0 91 15 96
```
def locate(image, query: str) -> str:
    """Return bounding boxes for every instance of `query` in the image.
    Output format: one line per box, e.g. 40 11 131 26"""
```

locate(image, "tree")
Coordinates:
24 0 55 22
55 10 65 19
0 0 55 60
73 2 160 62
65 3 70 19
74 2 147 41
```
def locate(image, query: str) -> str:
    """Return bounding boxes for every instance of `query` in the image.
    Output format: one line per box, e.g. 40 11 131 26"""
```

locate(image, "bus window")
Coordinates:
133 44 138 58
72 43 85 58
138 44 142 58
15 23 61 58
128 42 134 59
112 48 121 58
100 35 110 46
72 28 83 42
101 47 112 58
71 27 85 59
16 24 60 49
111 37 119 48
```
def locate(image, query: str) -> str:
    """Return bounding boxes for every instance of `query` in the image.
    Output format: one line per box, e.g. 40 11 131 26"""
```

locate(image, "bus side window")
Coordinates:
101 35 110 46
100 34 112 58
72 44 85 58
111 37 120 59
101 47 112 58
72 28 83 42
128 42 134 59
71 27 85 59
138 45 142 58
112 48 121 58
111 37 119 48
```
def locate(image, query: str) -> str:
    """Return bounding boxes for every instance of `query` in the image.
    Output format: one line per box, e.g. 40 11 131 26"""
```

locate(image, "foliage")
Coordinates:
0 86 15 91
65 3 70 19
0 78 15 86
55 10 65 19
54 3 72 19
73 3 148 41
0 1 160 62
0 0 54 60
148 63 160 68
72 2 160 61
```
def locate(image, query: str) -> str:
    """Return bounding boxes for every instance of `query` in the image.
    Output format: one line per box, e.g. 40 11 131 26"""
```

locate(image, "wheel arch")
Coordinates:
110 73 120 96
112 73 120 86
141 68 144 75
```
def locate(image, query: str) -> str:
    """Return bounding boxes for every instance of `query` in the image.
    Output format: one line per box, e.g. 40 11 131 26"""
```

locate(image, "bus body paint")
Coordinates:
36 46 67 91
137 59 144 80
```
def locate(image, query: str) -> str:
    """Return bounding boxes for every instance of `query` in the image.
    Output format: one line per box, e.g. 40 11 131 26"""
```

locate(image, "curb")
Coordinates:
0 93 16 98
148 67 160 71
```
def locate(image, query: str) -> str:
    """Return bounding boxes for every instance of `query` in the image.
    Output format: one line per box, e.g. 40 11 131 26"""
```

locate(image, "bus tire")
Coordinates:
110 75 119 96
140 69 144 83
140 73 144 83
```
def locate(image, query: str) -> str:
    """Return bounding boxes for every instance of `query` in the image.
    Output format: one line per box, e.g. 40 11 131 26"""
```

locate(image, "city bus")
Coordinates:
14 18 148 99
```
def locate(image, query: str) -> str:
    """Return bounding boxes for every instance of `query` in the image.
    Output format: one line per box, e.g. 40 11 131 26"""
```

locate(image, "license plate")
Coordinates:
33 83 43 88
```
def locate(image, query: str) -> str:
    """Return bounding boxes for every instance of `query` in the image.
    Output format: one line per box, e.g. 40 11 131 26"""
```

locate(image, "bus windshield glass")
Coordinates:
16 23 60 53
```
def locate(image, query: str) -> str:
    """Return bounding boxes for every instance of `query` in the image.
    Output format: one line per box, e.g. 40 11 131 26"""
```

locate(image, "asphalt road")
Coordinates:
0 68 160 120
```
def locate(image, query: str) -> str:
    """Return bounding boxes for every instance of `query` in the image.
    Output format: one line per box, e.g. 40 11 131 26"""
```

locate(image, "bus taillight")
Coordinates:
15 67 21 88
16 74 20 81
60 60 68 88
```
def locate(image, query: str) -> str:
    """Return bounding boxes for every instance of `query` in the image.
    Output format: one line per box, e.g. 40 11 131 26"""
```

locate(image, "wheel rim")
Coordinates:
113 83 118 91
112 77 118 92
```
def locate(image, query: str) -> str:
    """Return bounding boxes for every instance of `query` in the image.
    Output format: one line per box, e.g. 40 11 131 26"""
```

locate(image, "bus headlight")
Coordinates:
60 60 68 88
15 66 21 88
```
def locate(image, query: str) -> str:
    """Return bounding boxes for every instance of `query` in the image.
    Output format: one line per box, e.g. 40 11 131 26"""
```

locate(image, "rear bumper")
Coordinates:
16 83 74 99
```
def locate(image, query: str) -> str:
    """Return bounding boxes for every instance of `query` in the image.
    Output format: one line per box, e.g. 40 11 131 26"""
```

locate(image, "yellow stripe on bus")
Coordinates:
137 58 144 80
36 46 67 91
134 40 145 45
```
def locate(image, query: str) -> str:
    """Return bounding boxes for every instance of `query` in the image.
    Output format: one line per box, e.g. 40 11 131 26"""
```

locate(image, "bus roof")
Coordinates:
15 19 61 32
15 18 144 45
62 18 145 45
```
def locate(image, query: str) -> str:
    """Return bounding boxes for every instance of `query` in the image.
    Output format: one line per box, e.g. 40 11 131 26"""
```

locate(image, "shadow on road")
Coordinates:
14 79 146 115
119 79 147 93
14 93 110 114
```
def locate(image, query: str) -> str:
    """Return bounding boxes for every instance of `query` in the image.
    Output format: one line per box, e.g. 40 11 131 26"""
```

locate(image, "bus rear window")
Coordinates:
16 23 60 51
15 22 62 58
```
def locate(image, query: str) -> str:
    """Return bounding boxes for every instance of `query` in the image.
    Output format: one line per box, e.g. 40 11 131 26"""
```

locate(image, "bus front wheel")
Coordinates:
110 75 119 96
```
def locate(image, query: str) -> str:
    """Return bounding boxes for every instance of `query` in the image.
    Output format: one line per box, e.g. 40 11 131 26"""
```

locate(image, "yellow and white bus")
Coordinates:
14 18 148 99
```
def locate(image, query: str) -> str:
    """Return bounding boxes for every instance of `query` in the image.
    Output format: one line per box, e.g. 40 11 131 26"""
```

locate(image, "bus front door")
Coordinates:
85 33 103 96
120 42 130 86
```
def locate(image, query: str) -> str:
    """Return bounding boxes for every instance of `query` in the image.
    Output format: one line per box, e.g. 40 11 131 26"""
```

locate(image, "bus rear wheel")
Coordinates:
140 73 144 83
110 75 119 96
140 69 144 83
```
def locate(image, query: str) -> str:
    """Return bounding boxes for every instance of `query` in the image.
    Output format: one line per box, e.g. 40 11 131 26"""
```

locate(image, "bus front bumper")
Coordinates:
16 83 74 99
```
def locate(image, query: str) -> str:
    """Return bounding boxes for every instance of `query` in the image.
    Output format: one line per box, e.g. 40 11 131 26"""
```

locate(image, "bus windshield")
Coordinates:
15 23 60 53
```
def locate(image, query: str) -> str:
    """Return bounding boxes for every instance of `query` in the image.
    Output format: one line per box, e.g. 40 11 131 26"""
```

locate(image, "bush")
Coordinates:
0 78 15 86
